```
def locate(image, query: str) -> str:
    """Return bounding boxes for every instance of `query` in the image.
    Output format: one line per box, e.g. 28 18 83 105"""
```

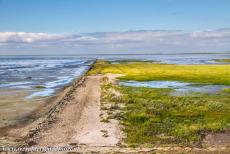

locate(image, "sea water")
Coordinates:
0 56 94 98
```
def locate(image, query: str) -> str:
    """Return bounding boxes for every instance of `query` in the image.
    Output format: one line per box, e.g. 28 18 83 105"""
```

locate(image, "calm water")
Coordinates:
119 80 230 96
0 53 229 98
99 53 230 64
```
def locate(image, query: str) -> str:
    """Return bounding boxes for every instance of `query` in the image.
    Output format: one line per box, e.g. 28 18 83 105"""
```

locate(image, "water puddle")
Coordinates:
119 80 229 96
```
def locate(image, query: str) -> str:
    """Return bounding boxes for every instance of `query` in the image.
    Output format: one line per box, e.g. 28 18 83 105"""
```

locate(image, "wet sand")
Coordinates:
0 89 45 128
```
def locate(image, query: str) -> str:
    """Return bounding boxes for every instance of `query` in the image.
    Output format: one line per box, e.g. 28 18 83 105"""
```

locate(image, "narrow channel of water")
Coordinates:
119 80 229 96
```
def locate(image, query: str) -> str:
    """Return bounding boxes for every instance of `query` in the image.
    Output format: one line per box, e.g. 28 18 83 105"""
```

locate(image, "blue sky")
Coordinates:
0 0 230 33
0 0 230 54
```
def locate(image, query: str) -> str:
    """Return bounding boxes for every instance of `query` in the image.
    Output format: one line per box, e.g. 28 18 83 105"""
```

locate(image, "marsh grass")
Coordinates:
94 60 230 147
89 60 230 85
117 86 230 147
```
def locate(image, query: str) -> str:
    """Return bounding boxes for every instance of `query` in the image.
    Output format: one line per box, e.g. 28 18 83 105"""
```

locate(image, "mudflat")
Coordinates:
0 89 45 128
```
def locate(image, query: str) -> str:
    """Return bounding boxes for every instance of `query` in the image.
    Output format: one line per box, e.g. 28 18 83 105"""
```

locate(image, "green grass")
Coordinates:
34 85 46 89
215 59 230 63
222 88 230 93
93 60 230 147
88 60 230 85
115 86 230 147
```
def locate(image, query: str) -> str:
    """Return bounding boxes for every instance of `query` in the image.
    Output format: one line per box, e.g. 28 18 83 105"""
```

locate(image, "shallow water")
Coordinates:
0 56 94 98
119 80 229 95
99 53 230 64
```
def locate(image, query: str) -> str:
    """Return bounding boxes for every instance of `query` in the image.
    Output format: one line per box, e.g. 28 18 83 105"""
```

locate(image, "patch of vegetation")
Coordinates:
89 60 230 85
100 76 124 123
100 129 108 133
95 60 230 147
101 129 109 137
87 60 111 75
34 85 46 89
100 117 110 123
117 86 230 147
222 88 230 93
215 59 230 63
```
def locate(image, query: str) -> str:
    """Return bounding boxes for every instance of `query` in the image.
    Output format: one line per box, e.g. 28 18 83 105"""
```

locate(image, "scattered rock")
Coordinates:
27 140 37 146
69 142 78 146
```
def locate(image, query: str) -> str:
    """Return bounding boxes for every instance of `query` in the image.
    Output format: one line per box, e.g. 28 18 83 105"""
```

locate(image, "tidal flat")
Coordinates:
89 60 230 147
0 88 46 129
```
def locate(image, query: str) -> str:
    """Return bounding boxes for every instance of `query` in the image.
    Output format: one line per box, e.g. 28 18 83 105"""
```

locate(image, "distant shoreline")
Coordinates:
0 52 230 56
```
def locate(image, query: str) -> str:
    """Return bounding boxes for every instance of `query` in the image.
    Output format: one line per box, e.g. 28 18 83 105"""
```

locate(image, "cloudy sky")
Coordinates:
0 0 230 55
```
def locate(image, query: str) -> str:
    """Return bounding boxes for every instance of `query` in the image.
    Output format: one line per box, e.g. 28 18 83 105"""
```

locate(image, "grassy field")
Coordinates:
88 60 230 85
223 88 230 93
118 86 230 147
91 60 230 147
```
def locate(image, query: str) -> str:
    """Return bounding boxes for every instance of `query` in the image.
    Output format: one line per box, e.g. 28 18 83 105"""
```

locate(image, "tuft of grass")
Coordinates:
100 129 108 133
34 85 46 89
100 118 110 123
89 60 230 85
101 130 109 137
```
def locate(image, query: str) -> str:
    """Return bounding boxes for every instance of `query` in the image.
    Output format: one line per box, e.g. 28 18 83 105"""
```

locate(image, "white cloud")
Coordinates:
92 30 181 42
0 32 66 43
0 29 230 54
190 29 230 39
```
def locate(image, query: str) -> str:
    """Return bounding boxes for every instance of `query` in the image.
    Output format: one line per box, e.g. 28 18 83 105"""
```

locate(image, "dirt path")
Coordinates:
35 75 121 147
